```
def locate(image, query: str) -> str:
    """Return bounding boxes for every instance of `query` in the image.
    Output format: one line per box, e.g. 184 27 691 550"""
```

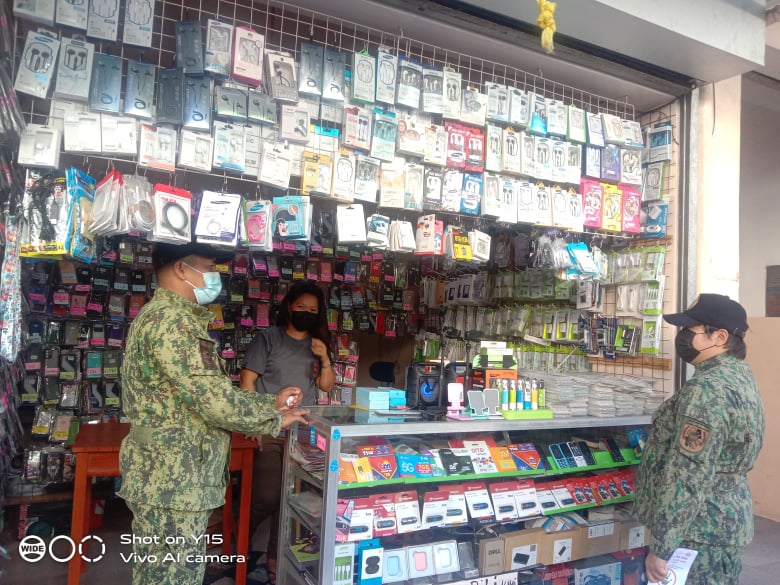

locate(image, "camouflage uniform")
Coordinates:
635 353 765 585
118 288 284 585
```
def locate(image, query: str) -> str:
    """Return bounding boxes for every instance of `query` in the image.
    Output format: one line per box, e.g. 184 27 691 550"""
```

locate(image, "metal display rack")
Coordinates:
279 406 651 585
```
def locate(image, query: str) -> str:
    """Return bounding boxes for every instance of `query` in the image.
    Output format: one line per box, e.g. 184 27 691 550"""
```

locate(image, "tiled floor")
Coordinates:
739 516 780 585
1 501 778 584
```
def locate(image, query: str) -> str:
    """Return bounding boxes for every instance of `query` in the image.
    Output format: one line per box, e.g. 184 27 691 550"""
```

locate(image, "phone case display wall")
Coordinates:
279 407 651 585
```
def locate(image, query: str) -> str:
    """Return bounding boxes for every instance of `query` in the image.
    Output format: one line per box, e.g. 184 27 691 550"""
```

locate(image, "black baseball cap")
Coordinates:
152 242 234 269
663 293 748 337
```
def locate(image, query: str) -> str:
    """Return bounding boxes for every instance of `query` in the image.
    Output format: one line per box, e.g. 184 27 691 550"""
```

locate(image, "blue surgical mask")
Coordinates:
184 263 222 305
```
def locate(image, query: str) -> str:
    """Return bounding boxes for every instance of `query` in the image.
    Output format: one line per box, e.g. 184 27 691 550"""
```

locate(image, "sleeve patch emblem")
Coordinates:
680 422 709 453
199 339 218 370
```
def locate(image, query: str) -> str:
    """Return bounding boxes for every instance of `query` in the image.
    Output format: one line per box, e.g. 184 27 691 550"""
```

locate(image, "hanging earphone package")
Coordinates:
486 83 509 124
124 60 155 119
123 0 155 47
176 21 204 75
231 26 264 86
247 88 276 125
353 155 380 203
87 0 120 41
138 123 176 172
14 0 55 25
178 129 214 172
15 31 60 99
352 50 376 104
375 48 397 106
321 49 346 103
442 68 462 120
332 151 356 202
90 53 123 114
266 50 299 103
203 19 232 77
156 67 184 124
183 76 212 131
54 38 94 101
298 42 324 97
212 122 245 173
343 106 372 151
150 184 192 244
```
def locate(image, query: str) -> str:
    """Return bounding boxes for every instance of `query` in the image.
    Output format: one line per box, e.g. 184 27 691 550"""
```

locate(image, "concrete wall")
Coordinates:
739 74 780 316
740 75 780 520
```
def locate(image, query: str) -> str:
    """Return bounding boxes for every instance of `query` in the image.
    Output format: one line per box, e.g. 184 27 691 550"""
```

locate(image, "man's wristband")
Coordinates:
321 361 332 369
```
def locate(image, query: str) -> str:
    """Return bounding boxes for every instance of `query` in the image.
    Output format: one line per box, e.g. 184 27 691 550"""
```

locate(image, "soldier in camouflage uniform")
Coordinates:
118 242 309 585
635 294 765 585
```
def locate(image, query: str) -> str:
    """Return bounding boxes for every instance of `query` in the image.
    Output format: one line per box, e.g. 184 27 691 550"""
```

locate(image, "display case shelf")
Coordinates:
279 406 650 585
338 449 639 491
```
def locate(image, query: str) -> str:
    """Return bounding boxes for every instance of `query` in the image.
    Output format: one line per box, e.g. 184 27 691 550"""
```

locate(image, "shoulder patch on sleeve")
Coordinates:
679 419 710 453
199 339 218 370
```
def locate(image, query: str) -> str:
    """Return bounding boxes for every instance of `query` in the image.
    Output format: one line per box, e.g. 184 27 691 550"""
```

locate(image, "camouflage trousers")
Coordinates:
127 501 211 585
682 540 743 585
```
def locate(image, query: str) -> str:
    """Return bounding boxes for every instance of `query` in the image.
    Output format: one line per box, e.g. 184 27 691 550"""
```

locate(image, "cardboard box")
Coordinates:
539 528 581 565
478 538 505 576
503 528 546 571
618 521 651 551
576 522 620 557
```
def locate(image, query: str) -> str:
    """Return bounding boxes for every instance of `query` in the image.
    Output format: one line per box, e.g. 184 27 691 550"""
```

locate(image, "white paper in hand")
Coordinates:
649 548 699 585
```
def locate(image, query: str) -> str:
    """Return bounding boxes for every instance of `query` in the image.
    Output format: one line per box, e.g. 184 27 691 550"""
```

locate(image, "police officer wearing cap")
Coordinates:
635 294 765 585
118 242 309 585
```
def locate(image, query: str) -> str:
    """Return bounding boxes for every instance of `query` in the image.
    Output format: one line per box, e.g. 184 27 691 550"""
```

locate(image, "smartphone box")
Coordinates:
394 490 421 533
463 481 495 522
489 481 520 521
422 491 450 529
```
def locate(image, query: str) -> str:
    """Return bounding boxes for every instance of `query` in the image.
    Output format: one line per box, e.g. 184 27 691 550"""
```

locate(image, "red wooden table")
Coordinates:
67 423 255 585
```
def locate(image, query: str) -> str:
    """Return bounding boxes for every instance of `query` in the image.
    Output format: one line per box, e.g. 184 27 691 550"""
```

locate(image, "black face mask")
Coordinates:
290 310 319 333
675 328 720 364
674 329 701 364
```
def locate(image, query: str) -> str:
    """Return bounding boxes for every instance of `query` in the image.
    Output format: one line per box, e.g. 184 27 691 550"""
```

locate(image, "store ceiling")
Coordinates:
282 0 690 114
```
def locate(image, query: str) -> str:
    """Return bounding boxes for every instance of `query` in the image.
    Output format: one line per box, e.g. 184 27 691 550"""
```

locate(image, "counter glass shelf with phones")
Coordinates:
278 406 651 585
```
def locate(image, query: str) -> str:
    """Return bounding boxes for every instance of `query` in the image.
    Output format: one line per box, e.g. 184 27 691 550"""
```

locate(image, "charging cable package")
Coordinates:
150 184 192 244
